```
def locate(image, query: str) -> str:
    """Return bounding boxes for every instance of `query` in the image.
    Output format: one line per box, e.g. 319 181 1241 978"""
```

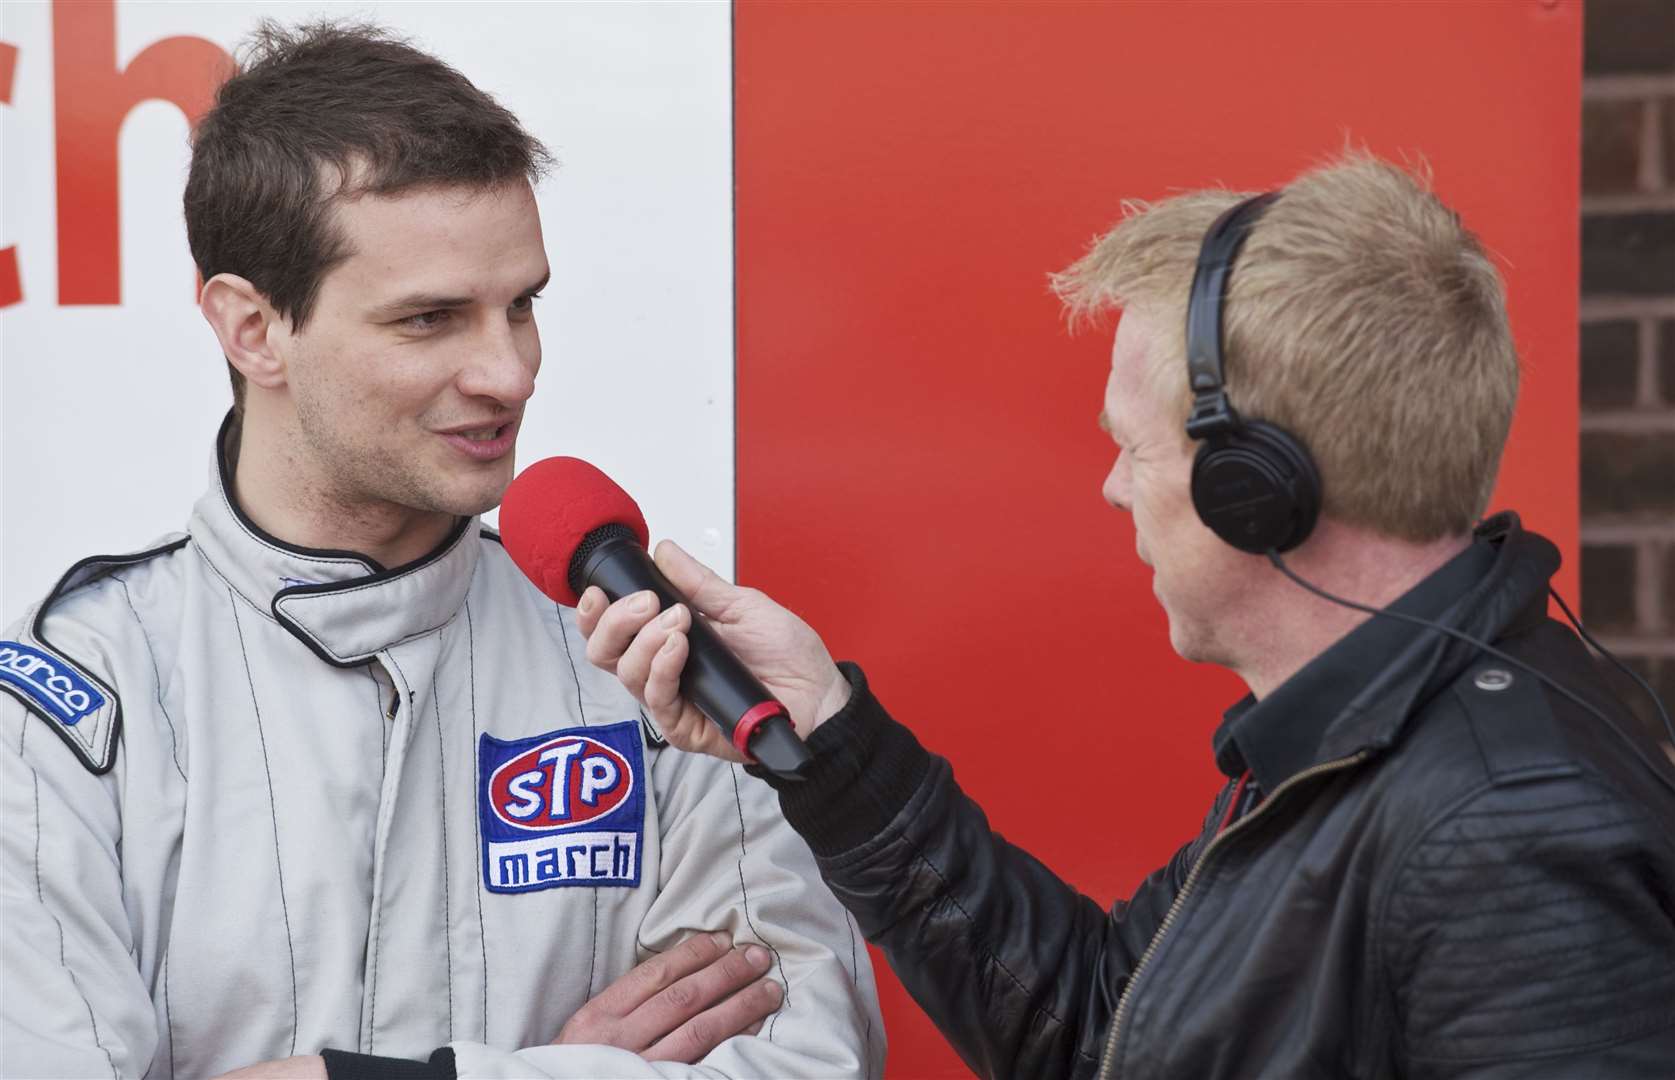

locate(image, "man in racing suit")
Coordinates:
0 21 881 1080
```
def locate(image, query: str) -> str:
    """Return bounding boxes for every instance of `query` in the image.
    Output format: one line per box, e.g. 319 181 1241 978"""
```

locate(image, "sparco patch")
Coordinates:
0 640 105 726
478 720 646 893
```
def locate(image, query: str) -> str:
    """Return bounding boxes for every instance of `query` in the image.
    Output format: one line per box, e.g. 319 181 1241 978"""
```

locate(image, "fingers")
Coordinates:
580 589 663 675
552 931 781 1061
653 541 738 619
616 603 689 702
623 942 776 1054
642 969 784 1063
649 665 749 763
576 590 745 763
577 930 731 1024
575 586 608 638
626 623 748 763
641 618 688 715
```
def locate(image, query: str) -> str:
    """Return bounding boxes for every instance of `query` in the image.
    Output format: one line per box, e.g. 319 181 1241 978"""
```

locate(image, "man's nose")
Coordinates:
1103 464 1131 511
459 321 537 404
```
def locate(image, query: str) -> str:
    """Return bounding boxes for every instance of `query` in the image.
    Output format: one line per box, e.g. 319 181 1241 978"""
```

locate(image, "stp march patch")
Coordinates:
478 720 646 893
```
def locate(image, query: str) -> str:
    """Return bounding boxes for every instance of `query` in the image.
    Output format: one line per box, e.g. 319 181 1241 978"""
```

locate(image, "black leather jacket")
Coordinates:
760 516 1675 1078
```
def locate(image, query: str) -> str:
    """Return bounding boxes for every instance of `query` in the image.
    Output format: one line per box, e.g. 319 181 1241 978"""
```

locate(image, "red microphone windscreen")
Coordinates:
498 457 650 607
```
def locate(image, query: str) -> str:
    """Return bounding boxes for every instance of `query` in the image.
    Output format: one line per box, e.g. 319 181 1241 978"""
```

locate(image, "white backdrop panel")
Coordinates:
0 1 735 625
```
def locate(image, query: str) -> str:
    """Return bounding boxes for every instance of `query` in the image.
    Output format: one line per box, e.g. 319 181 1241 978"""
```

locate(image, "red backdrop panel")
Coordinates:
734 3 1579 1075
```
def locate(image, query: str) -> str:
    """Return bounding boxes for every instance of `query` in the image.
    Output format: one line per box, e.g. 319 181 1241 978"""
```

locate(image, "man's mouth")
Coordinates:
439 419 520 461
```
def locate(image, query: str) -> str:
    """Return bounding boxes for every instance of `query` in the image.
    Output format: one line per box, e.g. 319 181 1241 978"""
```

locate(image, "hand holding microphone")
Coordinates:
500 458 848 774
576 540 851 766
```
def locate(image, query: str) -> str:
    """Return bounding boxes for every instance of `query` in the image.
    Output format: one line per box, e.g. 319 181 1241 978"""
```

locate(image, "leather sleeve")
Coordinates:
1382 772 1675 1078
759 663 1200 1080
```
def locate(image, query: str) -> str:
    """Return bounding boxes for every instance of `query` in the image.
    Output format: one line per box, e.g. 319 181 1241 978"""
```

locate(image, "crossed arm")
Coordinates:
215 933 784 1079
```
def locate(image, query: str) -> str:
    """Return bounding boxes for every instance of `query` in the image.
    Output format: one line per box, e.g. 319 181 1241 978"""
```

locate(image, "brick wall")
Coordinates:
1581 0 1675 735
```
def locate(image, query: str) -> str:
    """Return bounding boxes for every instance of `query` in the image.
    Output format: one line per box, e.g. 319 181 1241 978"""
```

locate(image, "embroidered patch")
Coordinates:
0 640 105 727
479 720 646 893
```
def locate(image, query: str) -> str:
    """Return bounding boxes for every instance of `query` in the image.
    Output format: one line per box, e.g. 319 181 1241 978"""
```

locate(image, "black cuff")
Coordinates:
747 661 934 857
321 1047 456 1080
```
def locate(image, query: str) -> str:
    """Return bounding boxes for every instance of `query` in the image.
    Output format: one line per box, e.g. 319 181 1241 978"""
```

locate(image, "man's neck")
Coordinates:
228 412 460 570
1234 523 1472 700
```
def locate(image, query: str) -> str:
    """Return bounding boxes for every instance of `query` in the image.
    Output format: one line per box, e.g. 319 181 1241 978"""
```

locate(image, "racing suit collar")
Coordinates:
1212 513 1558 794
190 411 483 667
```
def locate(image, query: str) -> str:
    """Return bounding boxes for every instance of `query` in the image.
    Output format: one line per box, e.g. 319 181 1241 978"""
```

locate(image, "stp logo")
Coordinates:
488 735 634 831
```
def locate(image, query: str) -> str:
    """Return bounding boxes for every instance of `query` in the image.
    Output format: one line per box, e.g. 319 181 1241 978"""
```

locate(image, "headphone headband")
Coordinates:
1183 189 1322 554
1184 192 1279 440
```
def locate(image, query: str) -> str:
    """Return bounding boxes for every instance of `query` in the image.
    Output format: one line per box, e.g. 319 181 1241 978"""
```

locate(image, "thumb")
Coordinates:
653 540 739 618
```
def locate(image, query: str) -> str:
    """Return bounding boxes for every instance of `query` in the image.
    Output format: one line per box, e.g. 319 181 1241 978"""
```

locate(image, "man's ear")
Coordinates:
199 274 289 390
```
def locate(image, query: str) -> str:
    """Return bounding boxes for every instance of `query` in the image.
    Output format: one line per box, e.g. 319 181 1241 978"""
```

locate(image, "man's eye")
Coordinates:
401 310 451 331
510 292 542 318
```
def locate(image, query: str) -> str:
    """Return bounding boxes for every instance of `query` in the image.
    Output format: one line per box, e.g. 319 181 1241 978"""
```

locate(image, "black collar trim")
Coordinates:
214 410 387 573
1211 519 1539 791
268 515 476 668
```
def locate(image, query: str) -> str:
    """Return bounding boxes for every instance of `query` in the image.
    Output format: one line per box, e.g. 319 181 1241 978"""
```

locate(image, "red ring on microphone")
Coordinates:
733 701 789 762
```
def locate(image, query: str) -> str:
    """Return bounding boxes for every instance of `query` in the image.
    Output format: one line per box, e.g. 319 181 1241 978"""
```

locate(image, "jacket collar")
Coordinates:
189 413 482 667
1212 513 1559 792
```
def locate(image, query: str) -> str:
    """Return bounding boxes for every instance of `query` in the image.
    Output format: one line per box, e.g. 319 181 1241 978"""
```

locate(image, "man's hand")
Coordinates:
213 1056 326 1079
576 540 850 761
555 931 783 1062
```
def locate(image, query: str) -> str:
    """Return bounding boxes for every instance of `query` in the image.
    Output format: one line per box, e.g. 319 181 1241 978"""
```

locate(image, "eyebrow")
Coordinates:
1098 409 1113 434
370 270 551 320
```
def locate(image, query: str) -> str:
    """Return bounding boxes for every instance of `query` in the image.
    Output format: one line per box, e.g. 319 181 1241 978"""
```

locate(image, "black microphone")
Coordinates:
499 457 811 778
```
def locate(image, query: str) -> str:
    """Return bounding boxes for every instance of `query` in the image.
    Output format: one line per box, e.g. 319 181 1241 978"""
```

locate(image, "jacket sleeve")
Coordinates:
1382 772 1675 1079
437 703 884 1079
755 663 1199 1080
1 689 157 1078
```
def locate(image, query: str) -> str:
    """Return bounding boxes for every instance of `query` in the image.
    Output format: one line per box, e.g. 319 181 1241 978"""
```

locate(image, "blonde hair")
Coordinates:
1051 151 1518 542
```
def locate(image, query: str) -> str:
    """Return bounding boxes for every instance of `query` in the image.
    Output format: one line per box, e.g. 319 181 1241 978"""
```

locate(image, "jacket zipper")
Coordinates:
1093 750 1370 1080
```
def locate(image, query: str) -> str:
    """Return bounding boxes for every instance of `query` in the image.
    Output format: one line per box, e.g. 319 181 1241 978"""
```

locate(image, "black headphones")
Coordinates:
1184 192 1323 554
1183 197 1675 763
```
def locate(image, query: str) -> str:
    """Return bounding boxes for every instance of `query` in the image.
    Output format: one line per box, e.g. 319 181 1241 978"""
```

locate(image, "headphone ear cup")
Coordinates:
1190 421 1322 554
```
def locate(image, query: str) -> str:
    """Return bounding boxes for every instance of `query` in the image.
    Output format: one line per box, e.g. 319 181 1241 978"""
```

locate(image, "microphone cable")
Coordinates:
1266 551 1675 790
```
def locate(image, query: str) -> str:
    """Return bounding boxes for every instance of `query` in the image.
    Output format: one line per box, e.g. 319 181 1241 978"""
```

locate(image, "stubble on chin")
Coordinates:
299 403 517 522
422 450 520 518
389 459 511 519
1162 603 1231 668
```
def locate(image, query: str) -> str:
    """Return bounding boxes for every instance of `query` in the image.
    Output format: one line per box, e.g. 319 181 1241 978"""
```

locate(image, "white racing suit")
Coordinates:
1 439 883 1079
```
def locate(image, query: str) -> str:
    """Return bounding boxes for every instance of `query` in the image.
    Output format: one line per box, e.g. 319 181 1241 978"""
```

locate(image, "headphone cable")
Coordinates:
1265 551 1675 779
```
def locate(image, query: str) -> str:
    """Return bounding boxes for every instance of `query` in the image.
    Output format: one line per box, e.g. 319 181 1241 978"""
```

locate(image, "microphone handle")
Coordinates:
579 537 811 778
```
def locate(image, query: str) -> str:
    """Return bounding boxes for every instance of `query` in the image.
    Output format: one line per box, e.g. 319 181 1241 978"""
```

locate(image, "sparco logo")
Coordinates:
0 642 103 724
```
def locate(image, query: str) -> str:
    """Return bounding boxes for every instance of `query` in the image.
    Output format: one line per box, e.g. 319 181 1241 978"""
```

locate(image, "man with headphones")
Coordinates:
577 152 1675 1078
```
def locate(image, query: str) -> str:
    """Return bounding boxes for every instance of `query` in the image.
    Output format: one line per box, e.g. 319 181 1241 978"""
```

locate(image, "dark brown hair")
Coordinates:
185 20 552 412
